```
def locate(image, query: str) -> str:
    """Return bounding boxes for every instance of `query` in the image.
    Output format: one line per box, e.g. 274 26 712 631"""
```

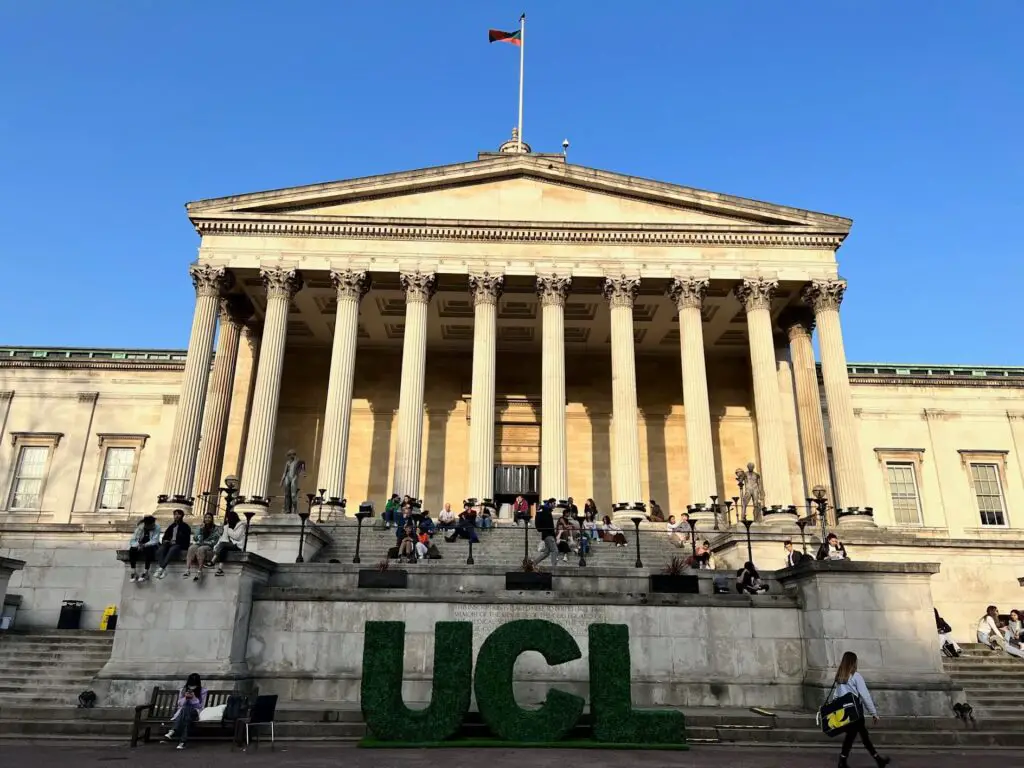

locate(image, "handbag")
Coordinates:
817 681 863 737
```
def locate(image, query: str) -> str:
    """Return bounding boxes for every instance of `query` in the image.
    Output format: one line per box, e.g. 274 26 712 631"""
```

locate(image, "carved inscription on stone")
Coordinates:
452 604 606 639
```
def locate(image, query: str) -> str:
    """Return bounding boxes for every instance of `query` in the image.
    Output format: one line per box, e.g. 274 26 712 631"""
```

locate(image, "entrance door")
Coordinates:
494 464 540 516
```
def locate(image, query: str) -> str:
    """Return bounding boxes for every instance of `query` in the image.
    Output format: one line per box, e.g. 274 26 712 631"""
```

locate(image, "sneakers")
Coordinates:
139 571 150 582
214 568 225 576
155 568 166 580
129 572 138 583
164 730 175 740
182 571 191 579
873 755 891 767
193 572 201 582
176 743 185 750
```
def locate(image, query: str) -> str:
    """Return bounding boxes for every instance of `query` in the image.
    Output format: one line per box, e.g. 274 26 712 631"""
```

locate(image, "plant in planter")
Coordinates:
358 557 409 589
649 556 699 594
505 557 553 591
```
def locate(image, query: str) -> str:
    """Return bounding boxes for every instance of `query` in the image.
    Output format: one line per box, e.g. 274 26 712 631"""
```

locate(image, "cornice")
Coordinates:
193 214 846 249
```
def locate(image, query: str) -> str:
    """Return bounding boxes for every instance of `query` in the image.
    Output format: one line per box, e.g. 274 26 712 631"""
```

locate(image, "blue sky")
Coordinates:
1 2 1022 364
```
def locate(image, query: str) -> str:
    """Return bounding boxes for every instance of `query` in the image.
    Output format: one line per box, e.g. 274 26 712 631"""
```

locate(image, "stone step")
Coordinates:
0 706 133 721
0 675 97 688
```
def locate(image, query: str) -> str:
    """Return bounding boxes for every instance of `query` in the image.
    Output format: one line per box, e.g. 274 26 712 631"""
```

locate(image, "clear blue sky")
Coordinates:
2 2 1022 364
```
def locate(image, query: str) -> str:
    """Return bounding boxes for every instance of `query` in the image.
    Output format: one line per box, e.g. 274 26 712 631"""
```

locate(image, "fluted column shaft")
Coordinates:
392 272 435 500
467 273 503 503
781 309 831 499
803 280 866 509
735 278 792 506
316 270 370 509
605 276 644 519
193 296 252 514
537 275 571 502
238 266 303 504
669 277 717 506
162 265 231 503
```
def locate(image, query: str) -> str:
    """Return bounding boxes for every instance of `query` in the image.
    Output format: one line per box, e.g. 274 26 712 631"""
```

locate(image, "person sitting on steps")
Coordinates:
128 515 161 583
184 512 222 582
154 509 192 580
210 510 246 576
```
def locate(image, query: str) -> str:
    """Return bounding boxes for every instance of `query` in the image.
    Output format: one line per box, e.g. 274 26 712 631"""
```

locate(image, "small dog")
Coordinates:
953 702 975 725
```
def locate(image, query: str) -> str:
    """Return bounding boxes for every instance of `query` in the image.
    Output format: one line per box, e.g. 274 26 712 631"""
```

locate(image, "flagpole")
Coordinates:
517 13 525 152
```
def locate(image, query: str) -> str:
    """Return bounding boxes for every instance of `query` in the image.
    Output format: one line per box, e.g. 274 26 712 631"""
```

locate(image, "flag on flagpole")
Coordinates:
488 28 522 46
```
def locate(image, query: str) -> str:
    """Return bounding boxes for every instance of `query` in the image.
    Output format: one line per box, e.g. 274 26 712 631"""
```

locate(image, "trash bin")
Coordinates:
58 600 84 630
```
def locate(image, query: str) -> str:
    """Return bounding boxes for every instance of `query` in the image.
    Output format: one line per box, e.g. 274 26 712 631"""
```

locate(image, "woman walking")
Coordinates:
833 651 890 767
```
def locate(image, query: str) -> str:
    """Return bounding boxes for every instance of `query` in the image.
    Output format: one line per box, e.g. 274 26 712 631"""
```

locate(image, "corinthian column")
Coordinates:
192 294 253 515
668 277 717 510
160 264 232 512
735 278 792 508
802 279 869 518
537 275 571 504
237 265 303 511
604 275 645 520
467 272 503 505
779 308 831 500
316 270 370 517
391 271 435 500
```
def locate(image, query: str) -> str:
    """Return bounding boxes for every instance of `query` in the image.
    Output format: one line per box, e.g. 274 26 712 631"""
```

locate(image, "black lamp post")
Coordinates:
523 510 532 564
466 533 475 566
353 509 371 564
796 518 810 555
317 488 327 523
575 511 587 567
686 518 698 557
222 476 239 516
296 509 311 563
242 510 255 552
812 484 829 544
630 516 644 568
709 495 719 531
742 518 754 564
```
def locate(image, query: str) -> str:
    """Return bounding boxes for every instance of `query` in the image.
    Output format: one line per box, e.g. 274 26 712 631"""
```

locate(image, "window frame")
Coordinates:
92 434 148 514
4 432 62 512
959 450 1010 528
873 448 926 527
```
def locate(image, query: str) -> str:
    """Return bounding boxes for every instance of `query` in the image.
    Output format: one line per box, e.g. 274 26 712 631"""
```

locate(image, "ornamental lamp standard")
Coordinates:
317 488 327 523
222 475 239 515
575 509 587 567
686 517 698 557
812 484 829 544
296 508 311 563
741 518 754 564
242 510 256 552
630 516 644 569
353 502 373 564
796 517 810 555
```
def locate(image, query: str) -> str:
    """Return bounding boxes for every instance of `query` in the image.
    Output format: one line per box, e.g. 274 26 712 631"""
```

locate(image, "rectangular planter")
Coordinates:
358 569 409 589
649 574 699 594
505 572 553 591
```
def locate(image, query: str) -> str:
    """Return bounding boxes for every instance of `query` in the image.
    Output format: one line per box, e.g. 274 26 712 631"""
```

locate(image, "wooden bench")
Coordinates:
130 686 258 747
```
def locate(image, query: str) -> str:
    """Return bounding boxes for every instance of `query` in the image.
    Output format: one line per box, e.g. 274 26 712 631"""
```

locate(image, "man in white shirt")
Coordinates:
437 503 456 531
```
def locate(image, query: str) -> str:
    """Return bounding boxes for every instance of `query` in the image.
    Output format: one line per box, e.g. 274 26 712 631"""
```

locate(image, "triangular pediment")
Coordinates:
188 155 850 233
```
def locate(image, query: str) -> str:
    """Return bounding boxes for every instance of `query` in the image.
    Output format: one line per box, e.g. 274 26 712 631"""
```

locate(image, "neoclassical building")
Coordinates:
2 136 1023 632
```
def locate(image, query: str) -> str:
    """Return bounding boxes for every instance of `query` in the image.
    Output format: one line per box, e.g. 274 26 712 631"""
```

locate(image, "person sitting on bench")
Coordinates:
164 673 208 750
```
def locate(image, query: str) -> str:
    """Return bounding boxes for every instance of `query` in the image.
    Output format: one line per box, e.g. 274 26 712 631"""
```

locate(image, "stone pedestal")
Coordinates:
761 509 800 529
777 560 956 716
245 516 330 563
92 551 274 707
0 557 25 620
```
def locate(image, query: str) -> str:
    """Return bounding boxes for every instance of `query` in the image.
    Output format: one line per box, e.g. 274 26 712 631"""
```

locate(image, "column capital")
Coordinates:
469 272 504 307
603 275 640 308
219 294 254 327
802 279 847 313
779 306 816 341
189 264 233 298
330 269 371 303
260 265 303 300
666 276 709 310
536 274 572 307
735 277 779 313
400 271 436 304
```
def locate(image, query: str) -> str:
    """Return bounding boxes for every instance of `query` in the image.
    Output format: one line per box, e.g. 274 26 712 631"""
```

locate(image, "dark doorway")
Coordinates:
494 465 540 511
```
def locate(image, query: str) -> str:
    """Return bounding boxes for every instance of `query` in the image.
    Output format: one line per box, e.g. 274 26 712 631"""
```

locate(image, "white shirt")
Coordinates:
666 520 686 533
978 615 1000 637
833 672 878 717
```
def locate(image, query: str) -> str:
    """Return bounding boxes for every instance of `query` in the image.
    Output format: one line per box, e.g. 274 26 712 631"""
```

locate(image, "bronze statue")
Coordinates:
735 462 764 520
280 449 306 514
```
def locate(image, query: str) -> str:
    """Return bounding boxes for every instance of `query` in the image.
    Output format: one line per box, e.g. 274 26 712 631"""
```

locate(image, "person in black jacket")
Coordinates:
532 498 558 567
155 509 192 579
783 539 807 568
816 532 849 561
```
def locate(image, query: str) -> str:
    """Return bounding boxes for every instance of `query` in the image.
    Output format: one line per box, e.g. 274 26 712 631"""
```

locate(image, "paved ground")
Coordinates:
0 743 999 767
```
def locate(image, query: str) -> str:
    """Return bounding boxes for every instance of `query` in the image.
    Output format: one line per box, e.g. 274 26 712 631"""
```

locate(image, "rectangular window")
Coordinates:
97 447 136 510
885 462 922 525
971 463 1006 526
8 445 50 510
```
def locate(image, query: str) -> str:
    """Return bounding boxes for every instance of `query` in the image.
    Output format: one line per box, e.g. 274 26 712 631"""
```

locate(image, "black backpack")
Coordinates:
78 690 97 708
223 694 246 721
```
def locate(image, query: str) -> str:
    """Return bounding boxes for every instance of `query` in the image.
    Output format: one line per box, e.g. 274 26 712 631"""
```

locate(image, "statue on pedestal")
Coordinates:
280 449 306 515
735 462 764 520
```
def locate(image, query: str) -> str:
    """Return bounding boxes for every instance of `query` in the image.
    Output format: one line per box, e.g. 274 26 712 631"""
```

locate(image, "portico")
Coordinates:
157 147 870 523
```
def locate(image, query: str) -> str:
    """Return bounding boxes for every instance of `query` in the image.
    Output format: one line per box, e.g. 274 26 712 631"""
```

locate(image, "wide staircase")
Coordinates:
0 631 113 706
315 518 696 568
943 642 1024 720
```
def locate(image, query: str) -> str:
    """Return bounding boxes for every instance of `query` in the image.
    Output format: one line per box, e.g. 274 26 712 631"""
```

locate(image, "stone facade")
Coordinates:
1 145 1023 651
